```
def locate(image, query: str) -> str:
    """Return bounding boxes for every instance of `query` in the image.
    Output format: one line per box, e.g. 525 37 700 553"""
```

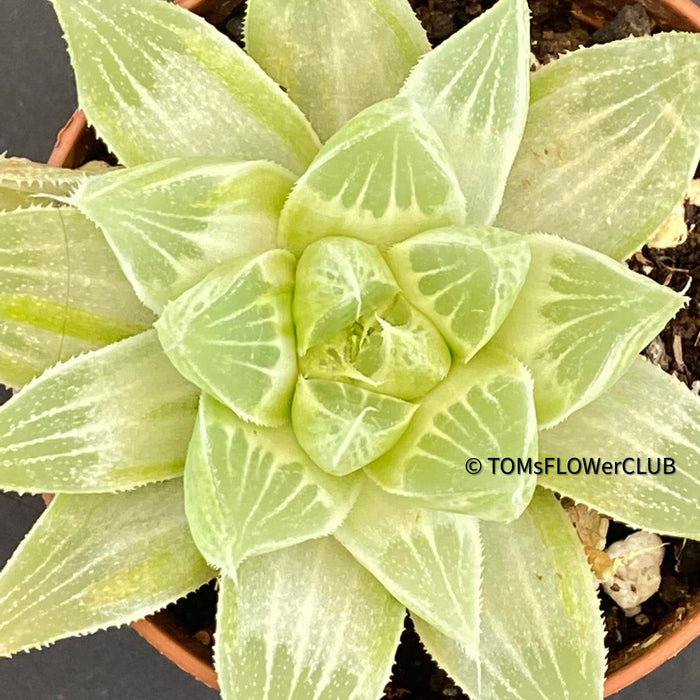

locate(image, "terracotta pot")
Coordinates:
44 0 700 696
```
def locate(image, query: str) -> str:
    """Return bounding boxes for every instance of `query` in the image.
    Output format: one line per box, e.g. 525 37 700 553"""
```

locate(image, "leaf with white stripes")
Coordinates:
365 348 537 521
387 225 530 361
0 330 198 494
539 357 700 539
0 157 85 210
246 0 429 142
293 236 398 355
497 33 700 261
50 0 320 173
71 158 295 313
0 480 213 657
490 234 685 427
184 394 360 575
0 206 155 388
413 489 605 700
279 97 466 256
400 0 530 225
157 250 296 427
291 378 417 475
215 537 404 700
336 478 481 647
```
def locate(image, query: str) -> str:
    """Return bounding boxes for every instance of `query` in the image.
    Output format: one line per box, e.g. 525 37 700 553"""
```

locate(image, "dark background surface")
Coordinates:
0 0 699 698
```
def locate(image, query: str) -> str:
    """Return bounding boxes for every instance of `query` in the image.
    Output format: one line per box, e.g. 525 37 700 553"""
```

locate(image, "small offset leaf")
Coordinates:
300 295 452 401
157 250 297 427
414 489 605 700
0 157 85 210
291 378 417 475
387 225 530 361
400 0 530 224
293 237 398 354
185 394 360 574
279 97 467 256
0 480 213 657
497 33 700 260
0 206 154 388
246 0 429 141
539 357 700 539
366 348 537 521
51 0 320 173
490 234 685 427
0 330 198 494
71 158 295 312
337 478 481 647
215 538 404 700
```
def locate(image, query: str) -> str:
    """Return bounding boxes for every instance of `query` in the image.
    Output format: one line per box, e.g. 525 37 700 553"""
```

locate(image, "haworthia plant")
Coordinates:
1 1 700 700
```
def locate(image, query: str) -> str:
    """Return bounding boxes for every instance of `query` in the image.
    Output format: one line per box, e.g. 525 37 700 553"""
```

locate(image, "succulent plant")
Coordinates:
1 0 700 698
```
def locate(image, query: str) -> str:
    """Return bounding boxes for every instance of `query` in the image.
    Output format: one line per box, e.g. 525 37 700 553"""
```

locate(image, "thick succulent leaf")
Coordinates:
336 478 481 647
365 348 537 521
539 357 700 538
184 394 360 574
215 538 404 700
157 250 297 427
71 158 295 312
300 295 452 401
293 237 398 354
387 225 530 361
0 206 154 388
497 33 700 260
50 0 320 173
291 378 417 476
490 234 685 427
400 0 530 224
414 489 605 700
279 97 467 256
0 480 213 656
245 0 429 142
0 157 85 210
0 330 198 494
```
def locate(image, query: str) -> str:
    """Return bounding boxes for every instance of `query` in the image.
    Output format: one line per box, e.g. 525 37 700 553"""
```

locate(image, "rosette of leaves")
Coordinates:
1 0 700 698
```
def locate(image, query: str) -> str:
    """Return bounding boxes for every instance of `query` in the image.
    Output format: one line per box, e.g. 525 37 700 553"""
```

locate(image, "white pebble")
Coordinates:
602 531 664 616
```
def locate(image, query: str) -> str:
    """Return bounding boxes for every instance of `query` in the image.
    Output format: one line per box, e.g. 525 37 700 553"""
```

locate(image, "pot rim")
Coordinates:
43 0 700 695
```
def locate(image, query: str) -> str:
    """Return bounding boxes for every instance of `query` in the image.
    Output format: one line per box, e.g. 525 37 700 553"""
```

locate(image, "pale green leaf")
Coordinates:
157 250 297 427
539 357 700 538
215 538 404 700
300 295 452 401
0 157 85 210
0 206 154 388
279 97 467 256
400 0 530 224
51 0 320 173
489 234 685 427
387 225 530 361
414 489 605 700
293 236 398 354
291 378 417 475
0 480 213 657
365 348 537 521
185 394 360 574
496 33 700 260
336 478 481 647
0 330 198 494
246 0 429 141
71 158 295 312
